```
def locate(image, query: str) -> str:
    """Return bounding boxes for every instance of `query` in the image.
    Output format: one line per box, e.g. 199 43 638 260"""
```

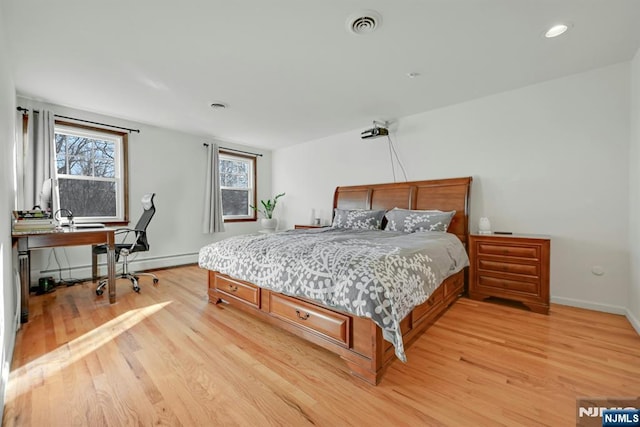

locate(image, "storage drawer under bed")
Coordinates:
266 292 351 347
215 274 261 308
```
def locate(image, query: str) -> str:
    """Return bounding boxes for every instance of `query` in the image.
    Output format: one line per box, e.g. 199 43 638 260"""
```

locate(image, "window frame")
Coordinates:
219 149 257 222
53 121 129 225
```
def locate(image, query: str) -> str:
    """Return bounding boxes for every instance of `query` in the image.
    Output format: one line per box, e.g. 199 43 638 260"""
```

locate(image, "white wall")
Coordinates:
274 63 631 314
16 97 272 283
630 49 640 331
0 3 18 419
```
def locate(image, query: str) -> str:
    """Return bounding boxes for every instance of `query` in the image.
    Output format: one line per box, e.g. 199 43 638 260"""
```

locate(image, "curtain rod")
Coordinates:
17 106 141 134
203 143 263 157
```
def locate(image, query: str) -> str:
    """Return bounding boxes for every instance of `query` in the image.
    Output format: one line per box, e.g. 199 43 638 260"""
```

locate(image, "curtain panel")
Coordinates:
14 110 28 209
202 143 225 233
19 109 55 210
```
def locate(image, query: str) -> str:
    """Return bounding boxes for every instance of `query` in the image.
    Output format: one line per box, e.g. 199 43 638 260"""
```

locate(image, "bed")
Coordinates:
199 176 472 384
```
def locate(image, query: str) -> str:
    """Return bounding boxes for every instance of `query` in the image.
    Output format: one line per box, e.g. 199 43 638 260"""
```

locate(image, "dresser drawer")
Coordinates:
477 274 539 295
215 275 260 308
477 243 539 259
478 258 539 276
268 293 350 347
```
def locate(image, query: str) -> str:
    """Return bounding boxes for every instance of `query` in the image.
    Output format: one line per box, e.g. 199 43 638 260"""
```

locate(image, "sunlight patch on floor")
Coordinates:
6 301 171 402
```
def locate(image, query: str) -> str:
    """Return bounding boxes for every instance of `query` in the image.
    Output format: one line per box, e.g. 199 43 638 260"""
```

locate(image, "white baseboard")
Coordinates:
120 253 199 273
551 296 627 315
626 308 640 336
36 252 199 283
550 297 640 337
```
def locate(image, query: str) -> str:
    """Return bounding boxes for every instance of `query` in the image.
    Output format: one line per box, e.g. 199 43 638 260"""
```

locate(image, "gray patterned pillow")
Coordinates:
332 209 385 230
384 208 456 233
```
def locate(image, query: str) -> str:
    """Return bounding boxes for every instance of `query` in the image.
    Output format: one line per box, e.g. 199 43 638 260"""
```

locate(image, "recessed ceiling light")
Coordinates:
210 102 227 110
407 72 420 79
545 24 569 38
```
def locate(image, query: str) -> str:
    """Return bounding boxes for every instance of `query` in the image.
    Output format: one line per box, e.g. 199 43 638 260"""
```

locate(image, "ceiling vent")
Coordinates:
347 10 382 35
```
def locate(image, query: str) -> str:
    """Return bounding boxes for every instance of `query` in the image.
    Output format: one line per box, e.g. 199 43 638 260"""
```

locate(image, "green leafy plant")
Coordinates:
251 193 285 219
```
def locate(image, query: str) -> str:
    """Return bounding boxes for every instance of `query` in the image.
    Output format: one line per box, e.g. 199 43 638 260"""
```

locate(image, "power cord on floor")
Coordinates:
35 250 142 293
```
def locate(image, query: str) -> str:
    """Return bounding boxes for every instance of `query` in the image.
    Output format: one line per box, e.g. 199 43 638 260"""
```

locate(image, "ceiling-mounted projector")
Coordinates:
361 126 389 139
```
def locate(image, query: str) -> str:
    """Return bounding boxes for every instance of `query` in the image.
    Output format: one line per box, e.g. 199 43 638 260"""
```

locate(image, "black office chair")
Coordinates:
94 193 159 295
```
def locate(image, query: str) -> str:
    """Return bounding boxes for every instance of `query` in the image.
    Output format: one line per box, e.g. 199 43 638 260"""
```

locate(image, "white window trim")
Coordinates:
219 151 256 221
54 123 126 223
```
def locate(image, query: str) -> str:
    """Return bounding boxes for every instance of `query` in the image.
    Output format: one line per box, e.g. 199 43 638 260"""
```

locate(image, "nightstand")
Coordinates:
468 233 550 314
294 224 326 229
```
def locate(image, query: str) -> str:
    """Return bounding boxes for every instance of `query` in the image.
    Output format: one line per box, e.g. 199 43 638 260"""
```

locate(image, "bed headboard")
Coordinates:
333 177 472 245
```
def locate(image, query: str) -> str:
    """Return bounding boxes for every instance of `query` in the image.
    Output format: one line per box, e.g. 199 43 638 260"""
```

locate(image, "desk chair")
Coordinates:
93 193 159 295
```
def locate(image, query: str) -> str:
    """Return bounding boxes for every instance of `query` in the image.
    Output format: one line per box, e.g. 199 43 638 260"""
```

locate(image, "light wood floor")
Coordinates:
3 265 639 426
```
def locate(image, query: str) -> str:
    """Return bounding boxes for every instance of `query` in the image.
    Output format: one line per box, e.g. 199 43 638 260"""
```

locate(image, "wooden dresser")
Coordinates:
468 233 550 314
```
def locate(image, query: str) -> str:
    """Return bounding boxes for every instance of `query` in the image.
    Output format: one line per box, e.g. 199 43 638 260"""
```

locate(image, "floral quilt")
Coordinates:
198 228 469 362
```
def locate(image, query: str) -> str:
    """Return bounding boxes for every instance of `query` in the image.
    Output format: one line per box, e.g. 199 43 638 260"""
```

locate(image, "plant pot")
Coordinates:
260 218 278 232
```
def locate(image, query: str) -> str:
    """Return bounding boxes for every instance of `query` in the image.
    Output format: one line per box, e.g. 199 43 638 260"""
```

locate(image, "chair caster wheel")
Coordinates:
153 278 159 284
96 289 104 296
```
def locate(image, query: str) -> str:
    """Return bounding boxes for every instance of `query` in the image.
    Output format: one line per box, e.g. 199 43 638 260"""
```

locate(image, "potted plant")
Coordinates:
252 192 285 232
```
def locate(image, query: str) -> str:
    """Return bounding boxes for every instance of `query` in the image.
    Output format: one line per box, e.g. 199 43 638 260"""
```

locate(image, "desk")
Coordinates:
12 227 116 323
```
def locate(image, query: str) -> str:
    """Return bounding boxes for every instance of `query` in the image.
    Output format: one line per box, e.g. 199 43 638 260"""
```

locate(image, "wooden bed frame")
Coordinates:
207 176 472 384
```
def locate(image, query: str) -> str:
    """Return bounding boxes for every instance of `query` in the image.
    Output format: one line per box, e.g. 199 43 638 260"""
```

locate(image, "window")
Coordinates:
54 122 128 223
219 151 256 221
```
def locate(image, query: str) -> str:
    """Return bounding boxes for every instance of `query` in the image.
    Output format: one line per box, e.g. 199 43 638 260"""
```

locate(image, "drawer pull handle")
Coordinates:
295 310 310 320
228 285 238 292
